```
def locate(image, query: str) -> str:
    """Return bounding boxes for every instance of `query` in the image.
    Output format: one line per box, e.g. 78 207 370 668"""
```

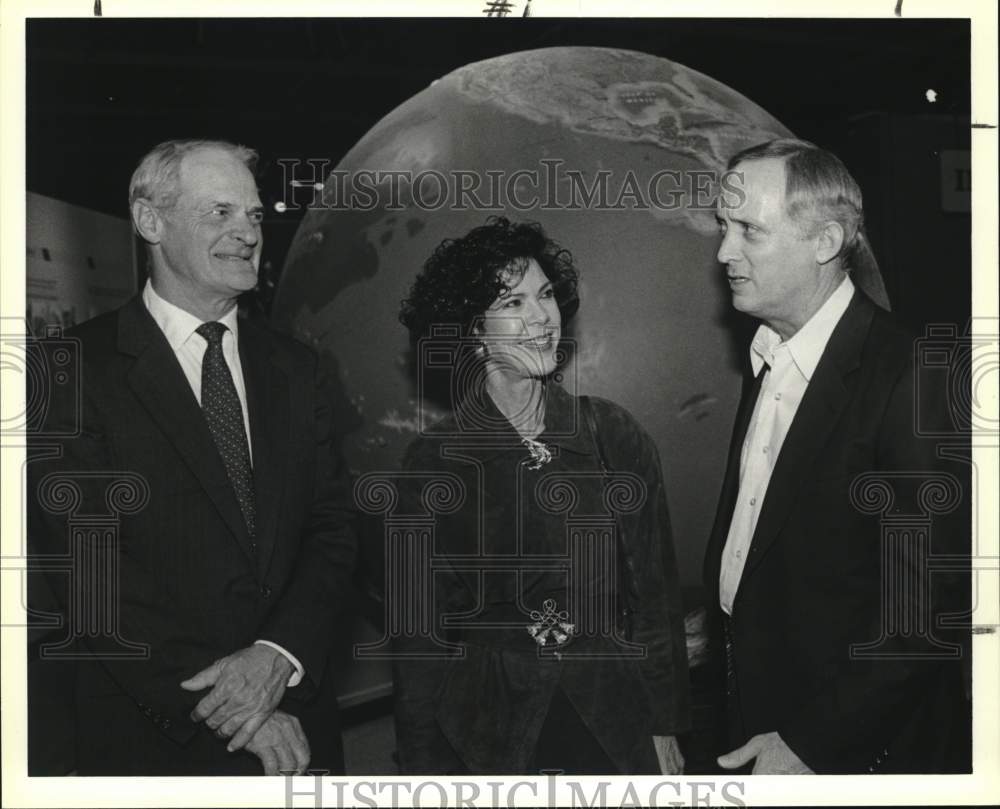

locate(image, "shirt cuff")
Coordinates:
254 640 304 687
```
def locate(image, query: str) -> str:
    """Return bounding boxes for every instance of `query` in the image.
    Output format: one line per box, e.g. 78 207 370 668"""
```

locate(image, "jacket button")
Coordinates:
260 584 272 598
162 719 172 729
250 542 257 554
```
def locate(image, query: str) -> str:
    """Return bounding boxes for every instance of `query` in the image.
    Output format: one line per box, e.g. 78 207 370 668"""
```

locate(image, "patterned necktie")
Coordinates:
196 322 255 537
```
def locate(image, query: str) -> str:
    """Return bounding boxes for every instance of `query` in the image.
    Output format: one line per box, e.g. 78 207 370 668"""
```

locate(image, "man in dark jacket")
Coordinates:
704 139 970 774
27 139 357 775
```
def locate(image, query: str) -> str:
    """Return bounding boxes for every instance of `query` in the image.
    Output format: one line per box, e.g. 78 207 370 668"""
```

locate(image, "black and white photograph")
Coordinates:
2 1 997 806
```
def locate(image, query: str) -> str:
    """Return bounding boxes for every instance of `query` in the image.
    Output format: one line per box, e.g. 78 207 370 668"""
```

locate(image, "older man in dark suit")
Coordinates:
28 139 357 775
704 139 969 774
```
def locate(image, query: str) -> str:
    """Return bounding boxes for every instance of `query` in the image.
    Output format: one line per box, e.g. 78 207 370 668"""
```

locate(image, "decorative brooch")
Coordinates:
521 436 552 470
526 598 575 648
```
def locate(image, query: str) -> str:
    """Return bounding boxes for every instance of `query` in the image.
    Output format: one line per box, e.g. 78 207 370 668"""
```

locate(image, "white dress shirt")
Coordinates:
142 280 253 457
719 275 855 615
142 280 303 686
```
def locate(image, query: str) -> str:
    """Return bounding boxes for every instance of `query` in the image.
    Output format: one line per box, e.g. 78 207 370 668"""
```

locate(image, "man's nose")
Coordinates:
717 229 740 265
232 213 260 245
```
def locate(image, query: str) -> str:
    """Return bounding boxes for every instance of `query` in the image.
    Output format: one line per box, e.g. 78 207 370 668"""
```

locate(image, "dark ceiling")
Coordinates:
26 17 970 269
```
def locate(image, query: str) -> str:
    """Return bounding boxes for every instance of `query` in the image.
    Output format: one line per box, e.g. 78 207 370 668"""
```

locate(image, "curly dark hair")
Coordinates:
399 217 580 339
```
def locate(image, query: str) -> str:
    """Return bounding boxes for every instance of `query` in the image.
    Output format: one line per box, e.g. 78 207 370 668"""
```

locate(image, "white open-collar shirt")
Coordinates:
719 275 855 615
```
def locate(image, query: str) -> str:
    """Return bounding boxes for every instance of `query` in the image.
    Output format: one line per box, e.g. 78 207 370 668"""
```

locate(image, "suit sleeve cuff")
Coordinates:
254 639 304 687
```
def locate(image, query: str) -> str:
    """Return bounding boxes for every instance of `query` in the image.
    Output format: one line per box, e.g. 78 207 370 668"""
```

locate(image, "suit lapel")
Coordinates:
239 319 290 576
118 297 256 563
738 292 875 584
703 367 766 594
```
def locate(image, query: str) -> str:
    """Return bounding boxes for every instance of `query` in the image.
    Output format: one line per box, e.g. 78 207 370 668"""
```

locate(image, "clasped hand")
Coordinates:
181 644 293 753
245 709 311 775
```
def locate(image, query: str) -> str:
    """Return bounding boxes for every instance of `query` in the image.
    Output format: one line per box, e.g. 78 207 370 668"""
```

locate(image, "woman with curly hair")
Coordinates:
393 217 690 775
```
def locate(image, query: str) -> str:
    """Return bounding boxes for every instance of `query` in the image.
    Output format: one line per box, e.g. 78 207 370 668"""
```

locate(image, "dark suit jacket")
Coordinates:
703 290 970 774
27 296 357 775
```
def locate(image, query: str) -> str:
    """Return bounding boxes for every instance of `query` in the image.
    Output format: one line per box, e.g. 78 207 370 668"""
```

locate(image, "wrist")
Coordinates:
271 650 294 675
253 639 304 687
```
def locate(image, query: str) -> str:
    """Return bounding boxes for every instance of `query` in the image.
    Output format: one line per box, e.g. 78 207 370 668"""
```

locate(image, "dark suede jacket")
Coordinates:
392 383 691 774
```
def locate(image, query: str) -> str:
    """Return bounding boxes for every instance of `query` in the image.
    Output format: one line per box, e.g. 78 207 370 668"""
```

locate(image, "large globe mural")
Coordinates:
272 47 792 584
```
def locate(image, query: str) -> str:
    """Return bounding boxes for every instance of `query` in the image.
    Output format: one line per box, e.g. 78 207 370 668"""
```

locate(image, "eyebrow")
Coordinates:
718 211 762 230
203 200 265 213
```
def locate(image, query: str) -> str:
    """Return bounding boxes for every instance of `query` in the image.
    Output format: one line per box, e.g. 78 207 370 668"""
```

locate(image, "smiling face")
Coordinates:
716 157 829 339
476 258 562 380
150 146 264 316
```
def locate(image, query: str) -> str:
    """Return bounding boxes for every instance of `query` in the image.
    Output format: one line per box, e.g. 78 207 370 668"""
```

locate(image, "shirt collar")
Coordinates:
749 274 855 381
142 278 240 350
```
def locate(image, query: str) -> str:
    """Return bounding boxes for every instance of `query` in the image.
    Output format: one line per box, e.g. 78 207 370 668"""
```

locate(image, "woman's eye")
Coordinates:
502 299 521 308
541 288 555 299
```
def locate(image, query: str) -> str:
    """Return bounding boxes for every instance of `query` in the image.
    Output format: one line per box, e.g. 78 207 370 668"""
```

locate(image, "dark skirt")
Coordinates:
528 686 619 775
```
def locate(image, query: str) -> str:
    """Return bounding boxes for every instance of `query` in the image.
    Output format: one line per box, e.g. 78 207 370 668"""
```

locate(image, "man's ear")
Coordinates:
131 198 163 245
814 220 845 265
